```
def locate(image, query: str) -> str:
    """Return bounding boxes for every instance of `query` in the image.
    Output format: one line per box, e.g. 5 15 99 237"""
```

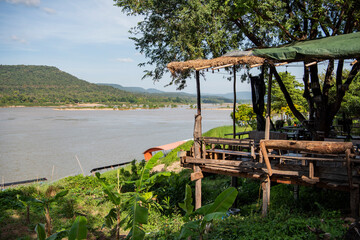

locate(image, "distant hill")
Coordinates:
0 65 236 106
0 65 200 106
205 91 252 101
99 83 251 102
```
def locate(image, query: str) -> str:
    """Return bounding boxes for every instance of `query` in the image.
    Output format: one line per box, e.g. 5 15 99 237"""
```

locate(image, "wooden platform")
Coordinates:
180 137 360 217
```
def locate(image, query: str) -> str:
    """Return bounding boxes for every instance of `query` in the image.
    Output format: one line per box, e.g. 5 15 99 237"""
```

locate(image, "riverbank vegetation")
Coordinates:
0 126 355 239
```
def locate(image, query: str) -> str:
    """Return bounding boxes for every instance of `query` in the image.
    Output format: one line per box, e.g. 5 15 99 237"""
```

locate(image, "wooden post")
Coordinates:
262 176 271 217
231 65 238 205
194 70 202 210
233 66 237 138
265 67 272 140
350 187 359 218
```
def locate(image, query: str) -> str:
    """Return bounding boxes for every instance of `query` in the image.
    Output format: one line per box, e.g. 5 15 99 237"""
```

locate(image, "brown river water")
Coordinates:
0 106 232 183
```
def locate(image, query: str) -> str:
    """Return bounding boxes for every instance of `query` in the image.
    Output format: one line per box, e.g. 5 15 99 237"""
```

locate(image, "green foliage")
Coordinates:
178 185 194 219
271 72 308 118
35 216 87 240
341 73 360 118
178 185 238 239
230 104 257 130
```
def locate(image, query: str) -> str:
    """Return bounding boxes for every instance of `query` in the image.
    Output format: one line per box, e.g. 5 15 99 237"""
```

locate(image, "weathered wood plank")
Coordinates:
261 140 353 154
260 141 273 176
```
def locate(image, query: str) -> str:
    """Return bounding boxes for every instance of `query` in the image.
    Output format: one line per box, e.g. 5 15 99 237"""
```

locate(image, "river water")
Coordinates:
0 106 232 183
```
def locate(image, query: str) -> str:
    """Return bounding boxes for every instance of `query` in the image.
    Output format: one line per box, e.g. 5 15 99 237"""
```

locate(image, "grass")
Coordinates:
202 125 250 138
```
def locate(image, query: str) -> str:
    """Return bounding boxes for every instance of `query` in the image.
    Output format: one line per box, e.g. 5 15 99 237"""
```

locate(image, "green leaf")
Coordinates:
134 203 148 225
68 216 87 240
203 212 226 222
46 230 68 240
104 208 117 228
179 220 200 239
35 223 46 240
205 187 237 215
178 184 194 216
54 190 68 201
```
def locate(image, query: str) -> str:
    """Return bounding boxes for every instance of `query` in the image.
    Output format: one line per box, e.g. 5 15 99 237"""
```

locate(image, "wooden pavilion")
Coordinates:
167 33 360 217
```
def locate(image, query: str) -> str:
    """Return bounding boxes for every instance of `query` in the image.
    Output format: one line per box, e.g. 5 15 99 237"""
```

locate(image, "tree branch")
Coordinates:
323 59 334 96
302 64 315 121
270 65 306 122
252 8 300 41
331 59 360 117
233 18 264 47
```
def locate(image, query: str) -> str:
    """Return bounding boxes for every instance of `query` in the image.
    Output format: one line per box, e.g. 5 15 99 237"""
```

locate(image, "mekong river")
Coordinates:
0 106 232 183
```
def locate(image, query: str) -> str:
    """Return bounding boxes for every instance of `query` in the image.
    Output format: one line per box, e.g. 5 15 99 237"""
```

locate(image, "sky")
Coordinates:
0 0 255 94
0 0 336 95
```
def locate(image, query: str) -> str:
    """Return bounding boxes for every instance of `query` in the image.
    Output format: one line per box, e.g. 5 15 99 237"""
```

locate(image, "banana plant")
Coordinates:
35 215 87 240
33 189 69 236
97 152 171 240
178 184 238 240
122 151 171 240
96 168 125 240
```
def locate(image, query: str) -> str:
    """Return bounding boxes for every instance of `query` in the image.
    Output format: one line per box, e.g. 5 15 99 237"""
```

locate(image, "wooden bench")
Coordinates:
259 139 356 185
200 137 256 160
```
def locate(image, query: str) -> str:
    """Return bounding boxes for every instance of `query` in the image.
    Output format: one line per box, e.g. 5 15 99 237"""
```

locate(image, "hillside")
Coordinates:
99 83 247 103
0 65 234 106
0 65 191 106
0 65 139 106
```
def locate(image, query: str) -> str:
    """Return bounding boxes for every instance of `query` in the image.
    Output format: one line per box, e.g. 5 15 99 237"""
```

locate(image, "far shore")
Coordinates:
1 103 235 111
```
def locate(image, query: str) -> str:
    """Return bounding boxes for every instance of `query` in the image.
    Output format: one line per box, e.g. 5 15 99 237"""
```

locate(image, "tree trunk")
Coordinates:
45 205 52 237
250 74 266 131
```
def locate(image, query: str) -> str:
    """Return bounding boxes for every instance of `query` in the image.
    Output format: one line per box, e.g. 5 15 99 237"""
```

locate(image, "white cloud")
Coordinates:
4 0 40 6
116 58 134 63
11 35 27 44
42 7 55 14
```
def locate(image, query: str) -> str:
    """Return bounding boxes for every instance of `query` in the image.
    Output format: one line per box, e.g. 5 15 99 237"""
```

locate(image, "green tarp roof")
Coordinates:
252 32 360 62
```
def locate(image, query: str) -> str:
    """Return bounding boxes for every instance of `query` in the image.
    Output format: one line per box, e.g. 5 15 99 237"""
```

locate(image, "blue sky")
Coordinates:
0 0 260 94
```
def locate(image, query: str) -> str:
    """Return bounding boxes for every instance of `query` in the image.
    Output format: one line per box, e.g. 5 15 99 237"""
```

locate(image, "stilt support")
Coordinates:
262 176 271 217
350 187 359 218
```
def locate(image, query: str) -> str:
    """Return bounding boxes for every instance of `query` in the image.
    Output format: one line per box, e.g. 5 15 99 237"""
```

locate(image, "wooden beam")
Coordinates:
212 63 233 70
195 65 211 71
305 61 317 67
260 141 273 176
274 62 288 67
250 63 263 68
262 140 353 154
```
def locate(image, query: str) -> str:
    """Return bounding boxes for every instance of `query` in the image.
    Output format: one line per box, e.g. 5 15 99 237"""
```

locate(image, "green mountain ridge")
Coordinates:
0 65 235 106
99 83 252 101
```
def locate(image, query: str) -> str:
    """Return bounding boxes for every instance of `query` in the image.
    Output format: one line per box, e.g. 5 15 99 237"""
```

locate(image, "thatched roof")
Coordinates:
167 55 265 76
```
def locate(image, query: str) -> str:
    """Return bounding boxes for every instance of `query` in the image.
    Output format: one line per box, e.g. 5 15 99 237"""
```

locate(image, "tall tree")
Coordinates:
115 0 360 136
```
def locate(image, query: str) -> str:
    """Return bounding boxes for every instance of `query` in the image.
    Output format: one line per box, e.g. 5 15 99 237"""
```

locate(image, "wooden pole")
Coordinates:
262 176 271 217
233 66 237 138
231 66 238 202
265 67 272 140
194 70 202 210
